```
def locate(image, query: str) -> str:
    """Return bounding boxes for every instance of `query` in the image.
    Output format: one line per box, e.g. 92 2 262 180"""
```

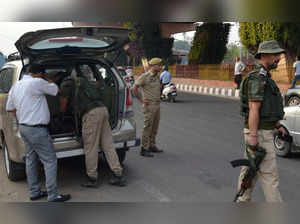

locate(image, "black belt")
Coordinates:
19 124 49 128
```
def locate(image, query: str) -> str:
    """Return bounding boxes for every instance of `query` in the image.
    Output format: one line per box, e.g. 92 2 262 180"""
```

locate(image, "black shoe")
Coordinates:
140 148 154 157
81 177 99 188
49 194 71 202
30 191 48 201
150 146 163 153
109 174 127 187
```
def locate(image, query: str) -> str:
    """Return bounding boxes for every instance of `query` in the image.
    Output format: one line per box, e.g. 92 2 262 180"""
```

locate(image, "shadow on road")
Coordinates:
285 152 300 160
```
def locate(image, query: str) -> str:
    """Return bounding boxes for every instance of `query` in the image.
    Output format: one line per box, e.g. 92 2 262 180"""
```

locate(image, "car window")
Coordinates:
96 64 115 87
78 64 97 81
30 37 115 50
0 68 14 93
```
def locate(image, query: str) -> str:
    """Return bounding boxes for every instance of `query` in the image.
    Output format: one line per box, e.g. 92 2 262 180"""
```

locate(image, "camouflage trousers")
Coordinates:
237 128 282 202
141 103 160 150
82 107 123 180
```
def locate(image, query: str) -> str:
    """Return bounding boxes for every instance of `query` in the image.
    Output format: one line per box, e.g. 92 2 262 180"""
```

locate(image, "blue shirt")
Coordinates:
160 71 171 84
0 53 5 68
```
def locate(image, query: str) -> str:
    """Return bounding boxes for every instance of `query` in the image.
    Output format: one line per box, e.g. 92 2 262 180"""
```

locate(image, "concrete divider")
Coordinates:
175 83 287 100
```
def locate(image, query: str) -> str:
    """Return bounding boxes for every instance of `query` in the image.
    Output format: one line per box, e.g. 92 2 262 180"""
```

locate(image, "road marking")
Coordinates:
136 180 171 202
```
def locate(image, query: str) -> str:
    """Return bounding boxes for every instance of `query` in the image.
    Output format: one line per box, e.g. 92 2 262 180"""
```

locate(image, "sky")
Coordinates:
0 22 240 55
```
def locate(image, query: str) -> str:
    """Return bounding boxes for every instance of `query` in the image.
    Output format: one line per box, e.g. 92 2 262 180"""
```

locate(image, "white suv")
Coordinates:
0 27 140 181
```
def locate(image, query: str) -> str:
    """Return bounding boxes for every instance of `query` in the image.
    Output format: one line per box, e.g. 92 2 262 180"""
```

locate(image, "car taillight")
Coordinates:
126 87 133 106
125 87 134 117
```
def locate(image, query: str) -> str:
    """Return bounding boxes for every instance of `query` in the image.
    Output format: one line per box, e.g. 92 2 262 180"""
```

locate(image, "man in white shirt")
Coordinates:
234 56 246 89
6 64 71 202
291 56 300 88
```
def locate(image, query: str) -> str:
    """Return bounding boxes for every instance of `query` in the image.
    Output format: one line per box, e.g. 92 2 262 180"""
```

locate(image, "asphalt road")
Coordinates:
1 92 300 202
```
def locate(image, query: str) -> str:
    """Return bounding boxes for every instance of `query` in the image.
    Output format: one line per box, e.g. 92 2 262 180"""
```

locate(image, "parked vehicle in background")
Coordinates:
0 27 140 181
273 105 300 157
7 52 21 62
118 66 134 88
285 86 300 106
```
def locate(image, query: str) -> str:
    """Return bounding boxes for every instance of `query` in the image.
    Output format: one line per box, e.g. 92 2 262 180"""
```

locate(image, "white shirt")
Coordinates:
6 74 58 125
234 61 245 75
293 61 300 76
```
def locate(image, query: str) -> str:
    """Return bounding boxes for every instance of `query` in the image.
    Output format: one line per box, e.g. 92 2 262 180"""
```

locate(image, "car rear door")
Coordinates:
15 27 131 64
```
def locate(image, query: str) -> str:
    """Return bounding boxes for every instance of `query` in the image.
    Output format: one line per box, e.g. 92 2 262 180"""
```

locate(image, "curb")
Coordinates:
175 84 286 100
175 84 240 99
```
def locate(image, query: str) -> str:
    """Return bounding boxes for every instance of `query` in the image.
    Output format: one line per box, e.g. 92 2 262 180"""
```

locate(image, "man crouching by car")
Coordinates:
6 64 71 202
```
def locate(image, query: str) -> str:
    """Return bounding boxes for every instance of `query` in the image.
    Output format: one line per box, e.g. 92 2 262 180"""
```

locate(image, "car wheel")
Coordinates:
3 137 26 181
273 130 292 157
287 96 300 106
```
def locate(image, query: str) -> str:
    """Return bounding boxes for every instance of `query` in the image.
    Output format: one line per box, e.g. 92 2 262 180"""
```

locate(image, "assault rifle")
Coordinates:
231 145 266 202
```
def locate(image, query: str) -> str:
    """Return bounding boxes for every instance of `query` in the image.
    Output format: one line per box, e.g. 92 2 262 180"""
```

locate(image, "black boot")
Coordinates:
140 148 154 157
109 174 127 187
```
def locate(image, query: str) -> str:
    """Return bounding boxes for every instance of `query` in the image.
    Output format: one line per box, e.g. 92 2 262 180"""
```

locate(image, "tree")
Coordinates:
188 23 231 64
139 22 174 62
239 22 300 64
223 43 240 62
123 22 174 65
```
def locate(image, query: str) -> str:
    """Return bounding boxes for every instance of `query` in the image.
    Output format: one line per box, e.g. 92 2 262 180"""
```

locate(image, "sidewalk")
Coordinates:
172 78 291 99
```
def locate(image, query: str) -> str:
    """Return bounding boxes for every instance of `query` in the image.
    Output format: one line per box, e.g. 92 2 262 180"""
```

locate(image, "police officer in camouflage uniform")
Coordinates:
133 58 164 157
237 40 287 202
59 70 126 188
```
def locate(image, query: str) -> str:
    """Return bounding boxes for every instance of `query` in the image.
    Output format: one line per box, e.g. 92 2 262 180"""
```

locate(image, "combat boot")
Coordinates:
81 176 99 188
140 147 154 157
109 174 127 187
150 145 163 153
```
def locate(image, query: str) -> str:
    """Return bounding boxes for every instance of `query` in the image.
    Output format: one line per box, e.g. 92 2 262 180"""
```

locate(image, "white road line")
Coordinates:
136 180 171 202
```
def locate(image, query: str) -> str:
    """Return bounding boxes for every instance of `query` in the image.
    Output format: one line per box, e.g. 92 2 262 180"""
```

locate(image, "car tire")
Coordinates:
273 128 292 157
287 96 300 106
2 137 26 181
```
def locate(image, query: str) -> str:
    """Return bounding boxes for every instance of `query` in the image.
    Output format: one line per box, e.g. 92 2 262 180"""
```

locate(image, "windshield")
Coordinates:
30 37 115 50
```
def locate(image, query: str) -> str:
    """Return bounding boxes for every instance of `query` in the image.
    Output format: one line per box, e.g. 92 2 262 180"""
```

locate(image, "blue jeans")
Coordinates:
291 75 300 88
19 125 59 201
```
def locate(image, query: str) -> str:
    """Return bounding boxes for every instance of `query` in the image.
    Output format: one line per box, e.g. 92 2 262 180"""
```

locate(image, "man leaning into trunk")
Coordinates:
59 70 126 188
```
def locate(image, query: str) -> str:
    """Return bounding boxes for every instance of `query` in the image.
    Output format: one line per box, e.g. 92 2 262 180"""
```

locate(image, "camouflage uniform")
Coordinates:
237 63 284 202
135 71 161 151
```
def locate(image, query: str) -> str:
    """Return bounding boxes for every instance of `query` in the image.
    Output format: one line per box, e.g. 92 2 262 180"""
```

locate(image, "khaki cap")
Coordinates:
148 57 162 65
255 40 285 59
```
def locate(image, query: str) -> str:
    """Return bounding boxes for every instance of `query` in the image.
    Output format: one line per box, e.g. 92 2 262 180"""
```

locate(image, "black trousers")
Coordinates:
234 74 242 89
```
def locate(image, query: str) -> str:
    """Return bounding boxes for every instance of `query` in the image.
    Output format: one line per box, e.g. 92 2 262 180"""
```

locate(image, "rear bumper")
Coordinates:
56 138 140 159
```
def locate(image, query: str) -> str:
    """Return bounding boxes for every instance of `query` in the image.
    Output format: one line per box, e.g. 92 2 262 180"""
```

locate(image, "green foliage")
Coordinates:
139 22 174 62
223 44 250 62
223 44 240 62
188 23 231 64
239 22 300 62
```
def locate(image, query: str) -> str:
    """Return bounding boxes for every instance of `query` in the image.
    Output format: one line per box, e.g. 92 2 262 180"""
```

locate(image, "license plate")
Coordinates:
171 92 177 96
